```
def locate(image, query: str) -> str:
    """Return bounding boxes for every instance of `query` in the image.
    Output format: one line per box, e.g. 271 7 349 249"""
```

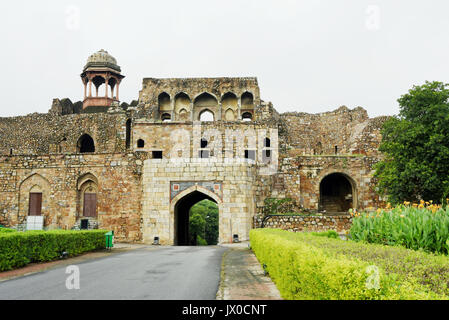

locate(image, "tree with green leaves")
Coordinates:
189 200 219 245
374 81 449 204
189 213 206 246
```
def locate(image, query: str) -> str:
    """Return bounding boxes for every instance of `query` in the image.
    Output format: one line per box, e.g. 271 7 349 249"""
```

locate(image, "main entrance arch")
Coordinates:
171 186 221 246
319 172 357 213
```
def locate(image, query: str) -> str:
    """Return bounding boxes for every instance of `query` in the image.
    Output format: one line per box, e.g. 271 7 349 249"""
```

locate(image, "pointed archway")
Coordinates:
171 186 221 246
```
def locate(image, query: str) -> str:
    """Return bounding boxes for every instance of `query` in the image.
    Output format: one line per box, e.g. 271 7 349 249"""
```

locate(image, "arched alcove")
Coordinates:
241 92 254 108
194 93 218 120
77 134 95 153
224 108 235 121
158 92 171 111
175 92 191 119
77 173 99 219
319 173 356 213
18 173 52 225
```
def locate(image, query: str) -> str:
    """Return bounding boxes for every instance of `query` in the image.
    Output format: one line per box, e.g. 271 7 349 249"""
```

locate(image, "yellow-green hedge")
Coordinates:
250 229 449 300
0 230 108 271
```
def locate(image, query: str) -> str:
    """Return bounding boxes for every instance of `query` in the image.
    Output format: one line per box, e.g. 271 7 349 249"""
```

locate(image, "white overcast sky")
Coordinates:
0 0 448 118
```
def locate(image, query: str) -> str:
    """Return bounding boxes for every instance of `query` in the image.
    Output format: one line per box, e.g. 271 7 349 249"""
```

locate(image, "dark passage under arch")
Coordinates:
319 173 354 213
174 190 218 246
77 134 95 153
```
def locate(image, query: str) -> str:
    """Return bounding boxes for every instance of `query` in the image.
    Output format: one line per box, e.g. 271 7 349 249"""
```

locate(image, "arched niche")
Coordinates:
18 173 52 225
77 134 95 153
319 172 357 213
174 92 191 119
221 92 238 110
224 108 235 121
158 92 171 112
194 92 218 120
241 92 254 109
77 173 99 219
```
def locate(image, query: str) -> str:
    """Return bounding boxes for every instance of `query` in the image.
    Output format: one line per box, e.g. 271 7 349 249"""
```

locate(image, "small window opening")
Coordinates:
80 219 89 230
125 119 131 149
264 138 271 148
137 139 145 148
199 110 214 122
242 112 253 122
199 138 209 158
152 151 163 159
245 150 256 160
161 113 172 122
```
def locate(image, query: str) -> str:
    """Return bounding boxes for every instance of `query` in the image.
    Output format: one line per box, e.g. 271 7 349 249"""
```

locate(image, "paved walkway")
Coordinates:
0 243 147 283
217 242 282 300
0 242 282 300
0 246 226 300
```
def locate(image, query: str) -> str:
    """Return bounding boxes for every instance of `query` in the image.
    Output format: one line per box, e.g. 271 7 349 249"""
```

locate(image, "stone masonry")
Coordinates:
0 50 389 244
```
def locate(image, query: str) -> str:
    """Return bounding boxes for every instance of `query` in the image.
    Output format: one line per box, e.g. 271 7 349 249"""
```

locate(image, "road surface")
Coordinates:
0 246 227 300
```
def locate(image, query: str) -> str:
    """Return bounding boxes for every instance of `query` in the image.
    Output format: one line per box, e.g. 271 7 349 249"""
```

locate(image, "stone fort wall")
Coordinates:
0 75 389 243
0 153 144 242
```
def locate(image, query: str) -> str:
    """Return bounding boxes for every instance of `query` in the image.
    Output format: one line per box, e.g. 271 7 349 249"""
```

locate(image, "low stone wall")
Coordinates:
261 214 352 233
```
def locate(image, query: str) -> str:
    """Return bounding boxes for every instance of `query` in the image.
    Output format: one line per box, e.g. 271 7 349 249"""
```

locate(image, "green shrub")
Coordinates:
250 229 449 300
0 230 108 271
311 230 339 239
0 228 16 233
350 205 449 254
196 235 208 246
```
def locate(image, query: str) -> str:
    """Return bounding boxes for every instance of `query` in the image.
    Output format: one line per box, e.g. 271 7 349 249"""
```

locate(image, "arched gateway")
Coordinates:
142 159 256 245
171 186 221 246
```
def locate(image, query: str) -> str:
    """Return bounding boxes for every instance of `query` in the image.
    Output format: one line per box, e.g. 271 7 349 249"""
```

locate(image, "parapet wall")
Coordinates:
260 214 352 233
139 77 261 106
279 106 389 157
0 111 128 155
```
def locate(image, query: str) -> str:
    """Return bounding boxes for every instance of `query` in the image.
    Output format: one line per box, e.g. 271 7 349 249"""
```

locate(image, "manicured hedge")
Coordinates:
0 228 16 234
250 229 449 300
0 230 108 271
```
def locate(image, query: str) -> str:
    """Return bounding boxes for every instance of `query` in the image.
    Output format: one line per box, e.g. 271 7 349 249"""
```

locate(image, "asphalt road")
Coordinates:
0 246 228 300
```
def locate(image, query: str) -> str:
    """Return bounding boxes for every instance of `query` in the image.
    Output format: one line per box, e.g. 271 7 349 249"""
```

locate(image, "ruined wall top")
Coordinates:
139 77 261 106
279 106 390 157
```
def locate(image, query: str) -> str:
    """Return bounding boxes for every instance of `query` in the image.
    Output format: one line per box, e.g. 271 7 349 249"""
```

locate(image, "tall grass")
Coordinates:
350 201 449 254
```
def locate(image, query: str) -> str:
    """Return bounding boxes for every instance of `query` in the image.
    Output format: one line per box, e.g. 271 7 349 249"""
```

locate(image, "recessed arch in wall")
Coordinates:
158 92 171 112
77 134 95 153
319 172 357 213
77 173 99 219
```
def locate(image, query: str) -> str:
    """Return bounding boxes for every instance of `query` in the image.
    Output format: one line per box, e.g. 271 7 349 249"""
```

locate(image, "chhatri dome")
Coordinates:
83 49 121 73
80 50 125 110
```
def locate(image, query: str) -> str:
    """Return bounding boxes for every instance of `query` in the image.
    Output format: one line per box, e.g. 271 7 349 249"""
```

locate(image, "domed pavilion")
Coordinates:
80 50 125 111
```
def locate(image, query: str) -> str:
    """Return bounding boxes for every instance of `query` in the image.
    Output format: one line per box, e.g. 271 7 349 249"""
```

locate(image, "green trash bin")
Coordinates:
105 231 114 249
